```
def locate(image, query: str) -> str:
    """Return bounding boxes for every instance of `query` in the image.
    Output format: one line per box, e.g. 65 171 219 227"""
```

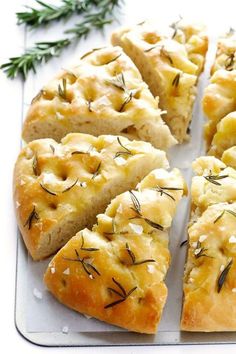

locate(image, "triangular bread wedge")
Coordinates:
44 168 187 333
181 156 236 331
202 30 236 148
14 133 169 260
111 20 208 142
208 111 236 158
22 46 176 151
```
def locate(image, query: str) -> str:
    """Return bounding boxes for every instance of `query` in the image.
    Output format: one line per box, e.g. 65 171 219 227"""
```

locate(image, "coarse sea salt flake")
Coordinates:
63 268 70 275
33 288 43 300
50 267 56 274
16 201 21 208
147 264 155 274
229 235 236 243
62 326 69 334
129 223 143 235
220 265 225 272
114 156 127 166
232 288 236 293
80 182 87 188
192 242 197 248
84 314 92 319
199 235 208 243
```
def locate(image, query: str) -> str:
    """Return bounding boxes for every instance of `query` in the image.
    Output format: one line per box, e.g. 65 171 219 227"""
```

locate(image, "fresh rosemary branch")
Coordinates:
17 0 96 28
104 277 137 309
1 0 121 79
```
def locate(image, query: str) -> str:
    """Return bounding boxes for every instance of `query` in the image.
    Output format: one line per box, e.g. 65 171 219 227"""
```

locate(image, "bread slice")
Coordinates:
222 146 236 169
191 155 236 214
181 155 236 331
44 168 187 334
111 20 208 142
22 46 176 151
13 133 169 261
181 202 236 332
202 30 236 148
208 111 236 158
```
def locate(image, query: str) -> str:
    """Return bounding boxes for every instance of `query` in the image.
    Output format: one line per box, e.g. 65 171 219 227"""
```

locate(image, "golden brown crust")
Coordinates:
22 46 176 151
14 133 169 260
111 20 208 142
44 168 187 333
202 31 236 149
222 146 236 169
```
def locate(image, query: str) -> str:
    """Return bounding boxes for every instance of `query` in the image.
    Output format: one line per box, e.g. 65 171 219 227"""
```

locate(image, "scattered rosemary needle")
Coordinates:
104 277 137 309
106 72 126 91
1 0 121 79
104 53 122 65
32 154 40 176
24 206 39 229
125 243 155 266
172 72 181 87
80 234 99 251
180 239 188 247
194 241 212 259
203 172 228 186
213 209 236 223
92 162 101 179
129 190 141 215
63 248 100 279
217 259 233 293
114 137 133 158
160 46 173 64
119 91 134 112
40 183 57 196
58 78 68 101
62 178 78 192
154 186 183 201
225 53 235 71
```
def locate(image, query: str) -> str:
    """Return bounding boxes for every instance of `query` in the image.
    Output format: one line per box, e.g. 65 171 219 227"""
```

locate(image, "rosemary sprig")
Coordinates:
80 234 99 251
63 248 100 279
125 243 155 266
119 90 137 112
1 0 121 79
114 137 132 158
17 0 96 28
104 277 137 309
204 172 228 186
129 190 141 215
24 206 39 229
217 259 233 293
213 209 236 223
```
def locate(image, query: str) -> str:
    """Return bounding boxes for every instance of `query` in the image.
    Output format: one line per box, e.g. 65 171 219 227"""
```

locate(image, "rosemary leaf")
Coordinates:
129 190 141 215
172 72 181 87
62 178 78 192
91 162 101 179
180 239 188 247
32 154 40 176
125 242 136 263
58 78 68 101
217 259 233 293
63 249 100 278
24 206 39 229
104 278 137 309
225 53 235 71
40 183 57 196
104 53 122 64
143 218 164 231
204 173 228 186
106 72 126 91
80 234 99 251
214 209 236 223
1 0 121 79
114 137 132 158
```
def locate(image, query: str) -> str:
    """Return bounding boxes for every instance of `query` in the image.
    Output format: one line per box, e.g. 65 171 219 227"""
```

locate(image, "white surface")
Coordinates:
1 0 236 353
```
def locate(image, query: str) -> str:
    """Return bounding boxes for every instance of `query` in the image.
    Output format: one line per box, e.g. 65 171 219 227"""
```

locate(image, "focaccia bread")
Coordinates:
222 146 236 169
44 168 187 334
202 30 236 148
191 156 236 214
22 46 176 151
208 111 236 158
111 20 208 142
13 133 169 260
181 202 236 331
181 155 236 331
